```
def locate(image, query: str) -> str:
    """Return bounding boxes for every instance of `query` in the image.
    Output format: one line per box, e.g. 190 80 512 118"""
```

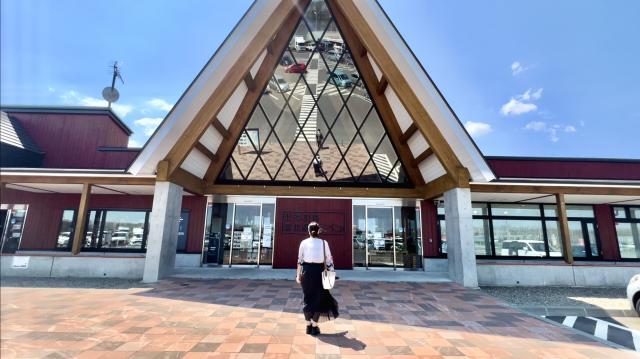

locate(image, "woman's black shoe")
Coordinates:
306 325 312 335
311 326 320 336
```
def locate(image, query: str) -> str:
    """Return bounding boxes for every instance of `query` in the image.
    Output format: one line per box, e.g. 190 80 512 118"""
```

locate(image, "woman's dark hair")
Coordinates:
308 222 320 237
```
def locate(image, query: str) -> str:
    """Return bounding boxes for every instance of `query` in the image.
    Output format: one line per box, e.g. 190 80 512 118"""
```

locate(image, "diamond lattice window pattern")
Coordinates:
218 0 410 186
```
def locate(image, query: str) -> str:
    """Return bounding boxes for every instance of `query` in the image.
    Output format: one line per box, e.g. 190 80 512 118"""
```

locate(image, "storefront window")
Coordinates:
56 210 76 249
260 204 275 265
491 204 541 217
0 205 28 254
544 221 564 257
352 205 366 267
83 210 149 251
614 206 640 259
473 219 492 255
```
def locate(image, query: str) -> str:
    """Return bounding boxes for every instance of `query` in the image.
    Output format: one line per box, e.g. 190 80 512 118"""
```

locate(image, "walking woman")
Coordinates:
296 222 339 335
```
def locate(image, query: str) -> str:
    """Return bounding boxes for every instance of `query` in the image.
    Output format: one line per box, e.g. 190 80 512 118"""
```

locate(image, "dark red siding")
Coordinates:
421 200 440 257
594 204 621 260
1 188 206 252
487 158 640 181
273 198 352 269
6 112 134 169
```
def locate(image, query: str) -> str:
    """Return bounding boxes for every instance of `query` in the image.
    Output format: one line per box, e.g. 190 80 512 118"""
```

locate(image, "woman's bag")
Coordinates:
321 240 336 289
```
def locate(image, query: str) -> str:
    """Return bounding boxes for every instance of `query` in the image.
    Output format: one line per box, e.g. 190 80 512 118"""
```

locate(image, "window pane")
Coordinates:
437 203 445 215
568 221 586 257
493 219 546 257
566 205 595 218
439 219 447 254
84 210 147 250
543 205 558 218
56 210 75 249
544 220 563 257
176 211 190 252
613 207 627 219
630 207 640 219
616 222 640 259
260 203 275 265
473 219 492 255
491 204 541 217
472 203 489 216
352 205 366 267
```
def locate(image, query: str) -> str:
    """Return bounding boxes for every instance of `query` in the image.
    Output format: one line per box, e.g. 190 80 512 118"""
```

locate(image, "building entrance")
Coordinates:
203 198 275 267
353 200 423 270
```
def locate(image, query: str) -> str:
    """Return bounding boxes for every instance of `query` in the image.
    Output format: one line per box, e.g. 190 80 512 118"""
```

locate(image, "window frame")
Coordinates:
612 205 640 261
436 202 604 261
81 208 151 253
55 208 78 251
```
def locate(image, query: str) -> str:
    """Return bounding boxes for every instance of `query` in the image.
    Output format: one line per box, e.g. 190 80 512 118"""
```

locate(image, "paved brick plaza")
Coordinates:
1 279 635 358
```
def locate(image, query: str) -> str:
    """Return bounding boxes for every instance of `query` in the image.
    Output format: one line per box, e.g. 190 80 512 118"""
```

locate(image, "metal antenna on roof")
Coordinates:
102 61 124 108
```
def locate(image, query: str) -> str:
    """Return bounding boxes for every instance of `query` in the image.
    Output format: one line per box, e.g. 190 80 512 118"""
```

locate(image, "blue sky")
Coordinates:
2 0 639 158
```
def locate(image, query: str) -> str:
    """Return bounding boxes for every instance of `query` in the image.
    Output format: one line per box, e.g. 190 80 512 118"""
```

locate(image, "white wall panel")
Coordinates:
218 82 248 129
250 50 267 78
385 87 412 132
407 133 429 157
180 149 211 178
368 54 382 81
199 125 224 154
419 155 446 182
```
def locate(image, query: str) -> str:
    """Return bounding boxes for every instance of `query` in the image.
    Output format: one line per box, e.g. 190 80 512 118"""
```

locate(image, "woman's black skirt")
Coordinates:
300 263 339 322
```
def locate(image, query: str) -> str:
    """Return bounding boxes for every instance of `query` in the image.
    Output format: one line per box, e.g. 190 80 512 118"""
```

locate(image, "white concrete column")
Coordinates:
444 187 478 288
143 181 183 282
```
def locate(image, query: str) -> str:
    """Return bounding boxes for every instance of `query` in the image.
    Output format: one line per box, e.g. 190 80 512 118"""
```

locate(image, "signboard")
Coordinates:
281 211 346 235
238 129 260 149
11 256 30 269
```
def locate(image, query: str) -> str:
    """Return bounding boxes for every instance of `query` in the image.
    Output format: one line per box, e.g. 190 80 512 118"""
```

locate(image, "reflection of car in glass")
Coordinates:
58 232 70 246
326 50 341 62
330 70 352 88
626 274 640 316
280 55 293 66
303 42 316 52
500 240 556 257
285 63 307 73
128 230 143 246
269 75 290 92
110 231 129 247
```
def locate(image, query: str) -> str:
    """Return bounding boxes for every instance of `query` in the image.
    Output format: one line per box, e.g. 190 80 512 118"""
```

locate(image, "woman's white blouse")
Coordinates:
297 237 334 269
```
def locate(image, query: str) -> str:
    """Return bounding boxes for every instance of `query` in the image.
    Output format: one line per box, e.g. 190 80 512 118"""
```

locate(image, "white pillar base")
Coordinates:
444 187 478 288
143 181 183 283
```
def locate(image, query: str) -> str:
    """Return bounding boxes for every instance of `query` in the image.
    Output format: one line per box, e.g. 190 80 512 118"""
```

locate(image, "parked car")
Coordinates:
627 274 640 316
57 232 70 247
280 55 293 66
326 50 341 62
330 70 352 88
269 75 290 92
285 63 307 73
303 41 316 52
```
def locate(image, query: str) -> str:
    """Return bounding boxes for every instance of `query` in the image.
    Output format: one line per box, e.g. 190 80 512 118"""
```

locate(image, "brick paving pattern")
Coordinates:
2 279 636 358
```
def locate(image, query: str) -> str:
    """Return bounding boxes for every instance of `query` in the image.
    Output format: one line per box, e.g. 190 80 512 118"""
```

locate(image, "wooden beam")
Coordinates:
244 73 256 92
0 173 155 186
71 183 91 255
156 160 169 181
211 117 230 139
206 184 421 198
194 142 218 163
328 0 425 186
169 168 205 195
202 1 309 184
400 123 417 144
555 193 574 264
376 76 388 95
415 148 434 164
333 0 465 185
470 183 640 196
422 174 456 200
162 0 305 178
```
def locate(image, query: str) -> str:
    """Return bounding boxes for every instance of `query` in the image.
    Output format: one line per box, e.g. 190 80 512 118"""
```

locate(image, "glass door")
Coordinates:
230 205 261 265
568 219 601 259
259 204 275 266
366 207 395 267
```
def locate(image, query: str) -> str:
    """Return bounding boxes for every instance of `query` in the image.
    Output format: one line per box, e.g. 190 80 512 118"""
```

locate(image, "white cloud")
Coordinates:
500 98 537 116
525 121 547 131
511 61 532 76
464 121 493 137
128 138 142 148
60 90 133 117
549 128 559 142
500 88 543 116
146 98 173 112
564 125 577 133
134 117 163 136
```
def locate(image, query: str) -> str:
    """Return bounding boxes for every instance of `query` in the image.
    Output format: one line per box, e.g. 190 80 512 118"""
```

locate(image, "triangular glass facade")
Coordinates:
218 0 411 186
